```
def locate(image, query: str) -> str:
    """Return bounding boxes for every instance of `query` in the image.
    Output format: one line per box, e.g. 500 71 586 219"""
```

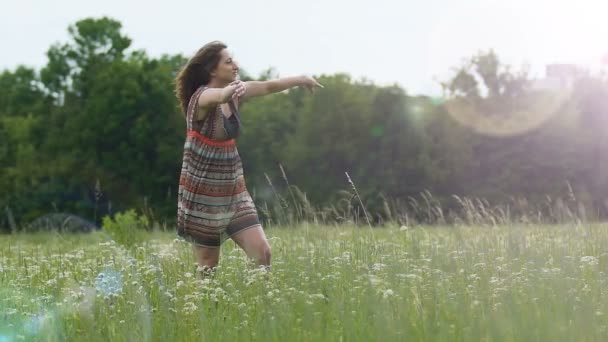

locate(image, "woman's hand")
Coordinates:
219 81 247 103
300 75 324 93
229 80 246 100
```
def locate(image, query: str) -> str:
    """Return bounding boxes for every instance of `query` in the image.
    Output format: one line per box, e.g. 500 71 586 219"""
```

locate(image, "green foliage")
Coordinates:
101 209 148 248
1 17 608 231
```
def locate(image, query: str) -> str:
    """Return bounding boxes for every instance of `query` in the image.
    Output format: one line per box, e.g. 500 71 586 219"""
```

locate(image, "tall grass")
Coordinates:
255 167 595 229
2 223 608 341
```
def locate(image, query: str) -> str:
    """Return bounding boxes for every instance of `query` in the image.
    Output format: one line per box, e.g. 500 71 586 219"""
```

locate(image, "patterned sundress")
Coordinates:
176 85 261 247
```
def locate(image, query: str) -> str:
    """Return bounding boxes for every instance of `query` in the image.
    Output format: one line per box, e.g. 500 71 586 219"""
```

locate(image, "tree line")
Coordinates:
1 17 607 231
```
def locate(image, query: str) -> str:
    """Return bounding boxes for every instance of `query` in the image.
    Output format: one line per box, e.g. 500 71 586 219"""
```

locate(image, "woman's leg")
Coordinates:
192 245 220 277
230 225 271 268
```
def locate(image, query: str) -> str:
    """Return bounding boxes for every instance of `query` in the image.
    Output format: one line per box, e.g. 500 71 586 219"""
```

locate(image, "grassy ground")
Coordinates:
1 223 608 341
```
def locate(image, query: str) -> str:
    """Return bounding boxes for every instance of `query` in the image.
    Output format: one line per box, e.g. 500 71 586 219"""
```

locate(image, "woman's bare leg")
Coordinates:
192 245 220 278
230 225 271 268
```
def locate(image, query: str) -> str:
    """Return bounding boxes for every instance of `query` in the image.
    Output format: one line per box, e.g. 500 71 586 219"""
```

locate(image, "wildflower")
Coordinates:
580 256 598 266
382 289 394 299
372 263 387 271
183 302 198 314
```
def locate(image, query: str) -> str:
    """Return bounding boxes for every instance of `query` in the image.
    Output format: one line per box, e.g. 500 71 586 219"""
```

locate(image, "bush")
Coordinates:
101 209 148 248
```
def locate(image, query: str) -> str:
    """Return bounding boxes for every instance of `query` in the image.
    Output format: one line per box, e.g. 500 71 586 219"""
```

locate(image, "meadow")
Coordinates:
2 222 608 341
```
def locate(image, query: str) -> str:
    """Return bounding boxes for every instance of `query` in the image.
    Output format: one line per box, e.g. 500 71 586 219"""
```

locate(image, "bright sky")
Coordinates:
2 0 607 95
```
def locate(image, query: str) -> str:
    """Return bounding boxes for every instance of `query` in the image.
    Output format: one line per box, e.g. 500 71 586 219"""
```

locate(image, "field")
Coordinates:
2 223 608 341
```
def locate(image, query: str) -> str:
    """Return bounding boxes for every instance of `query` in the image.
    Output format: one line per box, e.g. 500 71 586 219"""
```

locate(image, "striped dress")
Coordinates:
177 85 261 247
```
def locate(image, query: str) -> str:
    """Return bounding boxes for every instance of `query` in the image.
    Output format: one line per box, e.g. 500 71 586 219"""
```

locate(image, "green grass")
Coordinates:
2 223 608 341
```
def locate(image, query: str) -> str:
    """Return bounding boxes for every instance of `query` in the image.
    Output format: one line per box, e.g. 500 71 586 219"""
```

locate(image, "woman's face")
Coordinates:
211 48 239 84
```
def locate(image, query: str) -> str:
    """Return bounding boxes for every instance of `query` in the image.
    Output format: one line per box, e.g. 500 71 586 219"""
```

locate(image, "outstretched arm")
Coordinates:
198 83 244 108
240 75 323 102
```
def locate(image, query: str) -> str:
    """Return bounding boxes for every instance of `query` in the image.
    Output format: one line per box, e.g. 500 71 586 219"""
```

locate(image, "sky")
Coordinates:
1 0 608 96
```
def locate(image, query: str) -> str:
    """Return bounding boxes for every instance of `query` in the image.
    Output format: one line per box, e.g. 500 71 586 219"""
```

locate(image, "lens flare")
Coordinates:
0 287 60 341
444 88 573 137
95 267 124 297
2 233 154 341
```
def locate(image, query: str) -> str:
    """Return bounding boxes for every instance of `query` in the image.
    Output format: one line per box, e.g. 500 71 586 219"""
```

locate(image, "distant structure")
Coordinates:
25 213 99 233
531 64 586 91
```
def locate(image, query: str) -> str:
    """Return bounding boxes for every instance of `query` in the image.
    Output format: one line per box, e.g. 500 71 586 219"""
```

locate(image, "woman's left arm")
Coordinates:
239 75 323 102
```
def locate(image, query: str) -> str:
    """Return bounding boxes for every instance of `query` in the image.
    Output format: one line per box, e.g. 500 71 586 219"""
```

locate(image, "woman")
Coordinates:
174 41 323 276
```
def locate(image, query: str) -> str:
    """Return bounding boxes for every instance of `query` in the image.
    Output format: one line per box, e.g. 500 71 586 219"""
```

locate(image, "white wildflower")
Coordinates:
309 293 326 301
183 302 198 314
580 256 598 266
398 273 421 281
372 263 387 271
382 289 394 299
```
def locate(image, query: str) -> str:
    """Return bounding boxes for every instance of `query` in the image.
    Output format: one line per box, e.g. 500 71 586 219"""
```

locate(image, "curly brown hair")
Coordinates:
174 41 227 116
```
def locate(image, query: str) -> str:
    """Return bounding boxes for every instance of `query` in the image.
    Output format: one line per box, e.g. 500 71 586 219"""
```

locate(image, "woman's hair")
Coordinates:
174 41 227 116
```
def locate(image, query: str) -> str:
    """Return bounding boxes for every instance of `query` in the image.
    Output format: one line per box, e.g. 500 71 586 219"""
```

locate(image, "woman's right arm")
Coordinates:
195 83 245 120
197 84 238 108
